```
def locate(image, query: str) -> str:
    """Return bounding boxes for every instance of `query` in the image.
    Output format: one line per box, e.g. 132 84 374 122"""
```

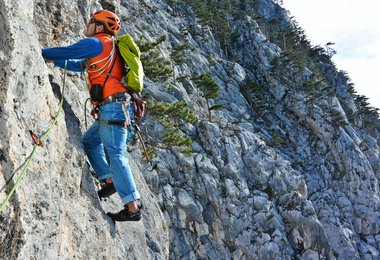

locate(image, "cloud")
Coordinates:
336 31 380 59
283 0 380 108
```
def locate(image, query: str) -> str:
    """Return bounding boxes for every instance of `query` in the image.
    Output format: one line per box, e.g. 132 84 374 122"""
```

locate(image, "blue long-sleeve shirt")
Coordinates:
41 38 103 72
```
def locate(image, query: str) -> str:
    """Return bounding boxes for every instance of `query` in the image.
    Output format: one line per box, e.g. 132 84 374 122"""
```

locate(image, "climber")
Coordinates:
41 10 142 222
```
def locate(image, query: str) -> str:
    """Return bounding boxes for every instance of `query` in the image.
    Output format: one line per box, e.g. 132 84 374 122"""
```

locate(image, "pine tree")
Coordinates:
195 73 221 121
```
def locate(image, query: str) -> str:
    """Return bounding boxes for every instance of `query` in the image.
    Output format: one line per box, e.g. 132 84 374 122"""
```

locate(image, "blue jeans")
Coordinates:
83 101 140 205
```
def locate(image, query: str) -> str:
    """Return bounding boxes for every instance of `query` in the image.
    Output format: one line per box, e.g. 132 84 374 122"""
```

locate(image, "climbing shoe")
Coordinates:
107 203 143 222
98 182 116 198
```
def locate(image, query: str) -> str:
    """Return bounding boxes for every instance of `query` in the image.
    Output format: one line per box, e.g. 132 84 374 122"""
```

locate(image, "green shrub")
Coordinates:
195 73 221 121
171 42 190 64
142 50 173 81
135 36 172 82
268 133 284 148
148 101 197 155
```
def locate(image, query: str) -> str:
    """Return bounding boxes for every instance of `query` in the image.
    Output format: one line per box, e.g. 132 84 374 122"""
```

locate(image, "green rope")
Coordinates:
0 62 68 213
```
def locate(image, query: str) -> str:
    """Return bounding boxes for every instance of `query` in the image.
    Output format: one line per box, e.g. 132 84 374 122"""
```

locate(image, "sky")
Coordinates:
282 0 380 109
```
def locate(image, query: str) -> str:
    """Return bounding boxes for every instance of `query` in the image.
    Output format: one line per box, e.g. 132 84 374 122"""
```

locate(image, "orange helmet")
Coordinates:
92 10 121 35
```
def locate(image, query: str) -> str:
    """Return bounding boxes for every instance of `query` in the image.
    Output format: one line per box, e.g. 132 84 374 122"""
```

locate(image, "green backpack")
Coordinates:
116 34 144 93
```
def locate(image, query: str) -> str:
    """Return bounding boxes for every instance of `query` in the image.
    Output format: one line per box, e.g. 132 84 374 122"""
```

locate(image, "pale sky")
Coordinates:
282 0 380 109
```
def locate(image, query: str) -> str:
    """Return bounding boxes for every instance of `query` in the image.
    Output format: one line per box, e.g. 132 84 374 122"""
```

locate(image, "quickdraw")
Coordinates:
29 130 43 147
0 62 67 213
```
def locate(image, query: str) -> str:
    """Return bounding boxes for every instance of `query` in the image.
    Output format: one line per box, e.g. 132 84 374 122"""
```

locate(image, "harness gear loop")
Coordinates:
119 98 131 127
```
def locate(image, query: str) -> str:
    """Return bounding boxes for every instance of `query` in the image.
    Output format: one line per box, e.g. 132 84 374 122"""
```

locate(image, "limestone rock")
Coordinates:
1 0 380 259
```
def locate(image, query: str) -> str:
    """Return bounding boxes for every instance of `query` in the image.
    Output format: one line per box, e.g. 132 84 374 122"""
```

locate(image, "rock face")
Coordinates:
1 0 380 259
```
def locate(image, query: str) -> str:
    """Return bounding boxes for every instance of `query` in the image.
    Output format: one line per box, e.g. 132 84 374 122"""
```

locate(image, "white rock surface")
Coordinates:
1 0 380 259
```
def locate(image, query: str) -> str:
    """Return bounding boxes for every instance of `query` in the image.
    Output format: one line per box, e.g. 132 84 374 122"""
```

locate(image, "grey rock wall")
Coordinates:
0 0 168 259
1 0 380 259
